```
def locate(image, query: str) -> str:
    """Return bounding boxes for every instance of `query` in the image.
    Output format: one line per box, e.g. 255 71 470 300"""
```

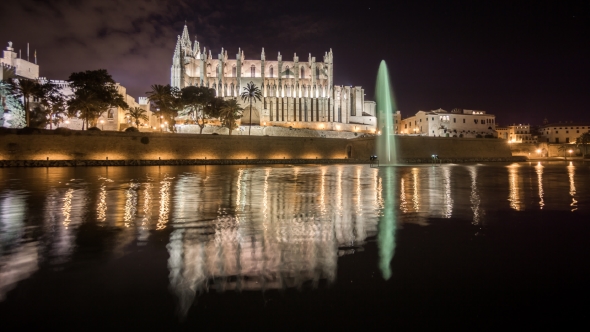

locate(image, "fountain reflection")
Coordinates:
567 163 577 212
378 167 397 280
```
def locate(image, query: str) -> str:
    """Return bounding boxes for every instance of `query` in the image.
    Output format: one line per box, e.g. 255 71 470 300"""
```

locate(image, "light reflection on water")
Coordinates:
0 162 588 314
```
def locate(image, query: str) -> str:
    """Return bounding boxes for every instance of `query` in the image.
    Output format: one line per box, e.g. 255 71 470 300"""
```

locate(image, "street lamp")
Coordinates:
568 149 573 161
100 119 104 130
160 115 163 132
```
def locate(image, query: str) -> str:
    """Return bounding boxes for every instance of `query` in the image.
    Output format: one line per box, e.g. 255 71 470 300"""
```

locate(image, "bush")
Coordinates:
140 137 149 144
125 127 139 132
476 134 483 138
211 133 219 135
16 127 42 135
88 127 101 131
54 127 72 136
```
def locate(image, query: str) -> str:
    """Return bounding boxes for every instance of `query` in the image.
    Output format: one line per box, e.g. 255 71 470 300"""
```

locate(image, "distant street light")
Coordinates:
100 119 104 130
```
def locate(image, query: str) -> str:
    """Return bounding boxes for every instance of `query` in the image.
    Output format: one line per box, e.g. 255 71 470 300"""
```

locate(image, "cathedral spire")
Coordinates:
193 38 200 55
173 36 181 58
181 23 190 42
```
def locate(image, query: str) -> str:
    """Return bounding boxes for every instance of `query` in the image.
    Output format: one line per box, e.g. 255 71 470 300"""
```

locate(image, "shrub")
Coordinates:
476 134 483 138
88 127 101 131
140 137 149 144
125 127 139 132
54 127 72 136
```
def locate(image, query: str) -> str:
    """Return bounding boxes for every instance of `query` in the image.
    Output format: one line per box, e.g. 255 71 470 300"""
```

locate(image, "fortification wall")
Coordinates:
0 129 516 166
0 129 349 161
350 136 513 161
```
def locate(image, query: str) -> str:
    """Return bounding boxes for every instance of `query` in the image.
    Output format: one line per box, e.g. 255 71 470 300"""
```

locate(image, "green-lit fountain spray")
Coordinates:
375 60 398 280
375 61 398 165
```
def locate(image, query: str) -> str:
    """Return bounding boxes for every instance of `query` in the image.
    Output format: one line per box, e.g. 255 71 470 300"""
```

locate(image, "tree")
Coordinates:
146 84 180 132
33 81 67 129
576 132 590 158
67 69 128 130
219 99 244 135
178 86 216 134
125 107 149 127
9 78 41 127
240 81 262 135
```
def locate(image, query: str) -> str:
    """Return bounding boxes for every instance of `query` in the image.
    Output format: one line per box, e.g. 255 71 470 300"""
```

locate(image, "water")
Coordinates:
375 60 398 164
0 162 589 329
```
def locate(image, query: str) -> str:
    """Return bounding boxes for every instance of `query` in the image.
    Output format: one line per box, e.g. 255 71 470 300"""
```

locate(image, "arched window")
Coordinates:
251 65 255 77
301 66 305 78
285 66 290 78
315 67 320 79
270 66 274 78
232 66 236 77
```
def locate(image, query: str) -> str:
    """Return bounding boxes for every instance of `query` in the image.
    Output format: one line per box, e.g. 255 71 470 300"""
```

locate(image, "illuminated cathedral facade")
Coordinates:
171 25 376 133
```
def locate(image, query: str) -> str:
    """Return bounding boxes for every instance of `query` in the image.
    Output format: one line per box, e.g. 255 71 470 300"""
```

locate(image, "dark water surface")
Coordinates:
0 162 589 329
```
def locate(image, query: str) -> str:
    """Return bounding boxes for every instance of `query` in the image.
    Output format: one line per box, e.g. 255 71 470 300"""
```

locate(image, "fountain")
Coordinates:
375 61 398 280
375 60 399 165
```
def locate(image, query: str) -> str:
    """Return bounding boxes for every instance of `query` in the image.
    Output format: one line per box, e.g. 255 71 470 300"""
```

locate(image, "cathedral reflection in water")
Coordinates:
0 162 585 315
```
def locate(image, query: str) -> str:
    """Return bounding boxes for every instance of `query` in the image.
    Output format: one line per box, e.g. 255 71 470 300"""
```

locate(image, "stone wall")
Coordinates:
350 136 513 161
0 128 519 167
0 128 350 161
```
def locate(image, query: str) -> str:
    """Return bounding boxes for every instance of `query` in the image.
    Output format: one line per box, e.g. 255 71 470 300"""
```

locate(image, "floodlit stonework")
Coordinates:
399 108 496 138
171 25 377 133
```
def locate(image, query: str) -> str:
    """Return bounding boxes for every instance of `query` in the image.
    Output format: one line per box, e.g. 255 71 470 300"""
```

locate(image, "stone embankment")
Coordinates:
0 127 522 167
0 158 369 168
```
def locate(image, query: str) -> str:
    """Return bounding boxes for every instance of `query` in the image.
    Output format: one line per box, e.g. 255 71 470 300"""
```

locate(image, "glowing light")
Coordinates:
535 162 544 209
97 183 107 222
507 164 522 211
567 163 577 211
412 168 420 212
62 188 74 228
124 182 139 227
468 166 482 225
156 176 172 230
442 167 453 218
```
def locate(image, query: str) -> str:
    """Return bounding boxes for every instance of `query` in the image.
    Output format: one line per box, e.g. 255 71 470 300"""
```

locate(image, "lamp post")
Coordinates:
568 149 573 161
160 115 163 132
100 119 104 130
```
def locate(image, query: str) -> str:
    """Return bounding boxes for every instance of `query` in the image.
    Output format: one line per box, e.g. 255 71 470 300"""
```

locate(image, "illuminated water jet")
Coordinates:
375 60 399 165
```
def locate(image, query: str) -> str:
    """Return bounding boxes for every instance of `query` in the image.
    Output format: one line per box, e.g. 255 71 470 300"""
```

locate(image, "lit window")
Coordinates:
270 66 274 78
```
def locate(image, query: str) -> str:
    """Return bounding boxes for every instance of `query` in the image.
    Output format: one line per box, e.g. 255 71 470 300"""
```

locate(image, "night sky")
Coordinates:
1 0 588 125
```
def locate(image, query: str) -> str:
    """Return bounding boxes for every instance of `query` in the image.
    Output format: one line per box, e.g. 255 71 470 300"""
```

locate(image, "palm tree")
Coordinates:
240 81 262 135
125 107 149 127
220 99 244 135
10 78 41 127
576 132 590 158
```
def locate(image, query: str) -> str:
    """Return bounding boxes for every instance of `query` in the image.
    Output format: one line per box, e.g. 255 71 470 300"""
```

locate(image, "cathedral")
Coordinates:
171 25 376 133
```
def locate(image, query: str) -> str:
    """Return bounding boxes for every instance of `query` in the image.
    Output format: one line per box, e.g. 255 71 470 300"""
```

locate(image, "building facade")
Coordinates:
496 124 534 143
1 41 39 80
538 122 590 144
399 108 496 137
170 25 376 133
